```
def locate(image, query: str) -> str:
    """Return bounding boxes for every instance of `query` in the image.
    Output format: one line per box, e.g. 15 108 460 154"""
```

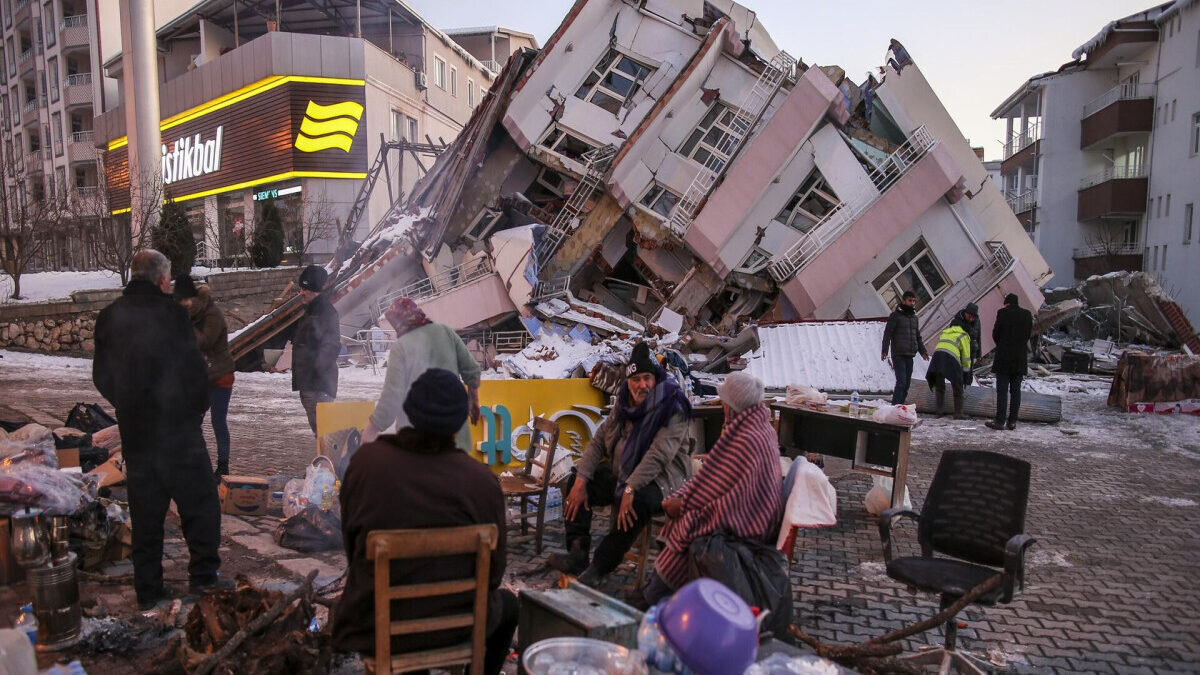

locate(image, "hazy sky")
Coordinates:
412 0 1162 160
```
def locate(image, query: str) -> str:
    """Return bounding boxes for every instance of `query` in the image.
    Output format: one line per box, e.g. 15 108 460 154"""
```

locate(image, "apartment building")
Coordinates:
992 1 1199 321
443 25 539 76
0 0 104 271
365 0 1049 353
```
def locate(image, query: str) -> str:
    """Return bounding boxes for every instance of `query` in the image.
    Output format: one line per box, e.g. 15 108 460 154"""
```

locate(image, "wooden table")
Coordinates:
689 402 725 453
771 401 913 510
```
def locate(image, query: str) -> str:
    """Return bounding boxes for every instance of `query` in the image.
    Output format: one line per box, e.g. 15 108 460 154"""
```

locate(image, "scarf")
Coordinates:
385 297 432 335
616 367 691 496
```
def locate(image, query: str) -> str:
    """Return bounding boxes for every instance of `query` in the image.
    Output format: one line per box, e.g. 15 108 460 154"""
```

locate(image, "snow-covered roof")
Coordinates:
1156 0 1199 22
1072 3 1172 60
743 320 928 394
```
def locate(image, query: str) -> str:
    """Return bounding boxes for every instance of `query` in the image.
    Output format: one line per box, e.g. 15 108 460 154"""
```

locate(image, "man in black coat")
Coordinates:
881 291 929 404
93 250 223 610
292 265 341 433
986 293 1033 431
333 368 517 675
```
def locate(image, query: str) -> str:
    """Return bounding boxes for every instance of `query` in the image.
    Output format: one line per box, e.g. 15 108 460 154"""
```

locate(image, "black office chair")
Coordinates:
878 450 1036 674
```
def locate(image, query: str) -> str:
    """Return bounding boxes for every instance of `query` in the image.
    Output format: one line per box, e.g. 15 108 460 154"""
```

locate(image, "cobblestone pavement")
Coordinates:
3 354 1199 674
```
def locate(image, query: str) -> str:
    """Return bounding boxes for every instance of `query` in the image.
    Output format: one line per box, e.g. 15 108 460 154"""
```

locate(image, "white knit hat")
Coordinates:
718 371 764 415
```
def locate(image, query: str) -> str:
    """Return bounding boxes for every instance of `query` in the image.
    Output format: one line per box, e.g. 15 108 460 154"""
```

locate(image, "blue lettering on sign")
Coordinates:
478 405 513 465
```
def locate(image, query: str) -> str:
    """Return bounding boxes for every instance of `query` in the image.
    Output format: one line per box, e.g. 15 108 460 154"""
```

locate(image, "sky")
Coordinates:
412 0 1164 161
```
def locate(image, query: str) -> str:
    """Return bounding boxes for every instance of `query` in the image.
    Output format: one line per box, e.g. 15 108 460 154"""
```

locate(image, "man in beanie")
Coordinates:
950 301 981 382
175 275 236 476
882 290 928 405
362 297 481 449
292 265 341 433
333 368 516 675
548 342 692 586
645 371 783 606
987 293 1033 430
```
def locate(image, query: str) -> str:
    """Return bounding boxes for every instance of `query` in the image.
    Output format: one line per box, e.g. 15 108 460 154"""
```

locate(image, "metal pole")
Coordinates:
119 0 162 239
356 0 361 37
233 0 239 47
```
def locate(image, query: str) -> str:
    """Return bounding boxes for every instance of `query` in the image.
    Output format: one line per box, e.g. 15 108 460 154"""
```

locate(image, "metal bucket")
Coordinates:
29 552 81 651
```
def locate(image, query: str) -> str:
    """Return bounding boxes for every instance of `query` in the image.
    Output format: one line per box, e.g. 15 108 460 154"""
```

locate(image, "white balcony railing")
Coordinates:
919 241 1015 340
1079 165 1147 190
1082 83 1156 119
69 130 93 144
480 59 502 73
1073 242 1142 259
59 15 88 29
21 99 36 113
1006 189 1037 214
18 49 32 64
768 126 937 282
372 256 496 319
65 73 91 87
1002 120 1041 160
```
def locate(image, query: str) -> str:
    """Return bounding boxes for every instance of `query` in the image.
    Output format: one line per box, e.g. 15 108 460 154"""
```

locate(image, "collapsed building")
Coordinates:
232 0 1054 372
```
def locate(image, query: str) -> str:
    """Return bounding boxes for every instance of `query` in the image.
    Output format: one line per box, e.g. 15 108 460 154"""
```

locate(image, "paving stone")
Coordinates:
276 557 344 588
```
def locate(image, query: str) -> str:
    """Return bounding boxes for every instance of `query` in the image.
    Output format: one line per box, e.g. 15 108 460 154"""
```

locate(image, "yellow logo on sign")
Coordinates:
294 100 364 153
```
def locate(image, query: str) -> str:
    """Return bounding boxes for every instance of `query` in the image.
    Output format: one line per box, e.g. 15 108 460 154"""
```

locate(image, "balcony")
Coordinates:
13 0 32 27
67 130 96 164
1081 83 1154 149
1072 242 1142 278
1077 166 1148 221
23 149 46 173
58 15 89 50
20 98 39 126
1006 189 1037 231
920 241 1015 350
1001 119 1040 161
371 257 519 331
63 73 93 107
17 48 35 77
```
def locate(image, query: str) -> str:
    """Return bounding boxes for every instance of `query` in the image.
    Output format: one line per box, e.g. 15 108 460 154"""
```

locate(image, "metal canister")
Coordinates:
29 552 82 651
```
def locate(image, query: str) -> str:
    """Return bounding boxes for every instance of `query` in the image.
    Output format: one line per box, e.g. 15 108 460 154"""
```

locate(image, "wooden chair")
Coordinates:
499 417 559 554
367 525 498 675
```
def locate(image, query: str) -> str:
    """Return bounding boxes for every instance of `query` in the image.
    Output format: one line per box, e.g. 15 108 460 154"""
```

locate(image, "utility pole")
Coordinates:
119 0 162 240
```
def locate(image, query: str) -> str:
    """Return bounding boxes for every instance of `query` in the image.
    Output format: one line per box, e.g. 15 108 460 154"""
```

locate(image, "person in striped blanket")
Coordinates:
643 371 784 606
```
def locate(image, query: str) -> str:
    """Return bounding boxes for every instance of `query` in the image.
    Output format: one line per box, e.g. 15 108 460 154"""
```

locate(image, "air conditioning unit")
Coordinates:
415 71 428 90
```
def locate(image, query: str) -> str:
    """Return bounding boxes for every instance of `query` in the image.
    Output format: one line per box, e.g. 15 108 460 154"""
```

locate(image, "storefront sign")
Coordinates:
162 126 223 184
252 185 303 201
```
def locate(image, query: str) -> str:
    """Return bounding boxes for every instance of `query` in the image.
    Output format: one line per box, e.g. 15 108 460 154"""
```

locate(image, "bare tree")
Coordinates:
278 189 345 264
83 163 162 285
0 149 73 299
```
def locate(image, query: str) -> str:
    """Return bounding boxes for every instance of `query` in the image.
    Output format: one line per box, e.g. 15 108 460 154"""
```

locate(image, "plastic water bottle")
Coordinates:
849 389 861 418
14 603 37 645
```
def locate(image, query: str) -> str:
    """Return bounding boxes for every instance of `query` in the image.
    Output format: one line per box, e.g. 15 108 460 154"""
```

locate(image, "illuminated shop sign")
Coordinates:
253 185 303 201
162 126 224 184
295 101 364 153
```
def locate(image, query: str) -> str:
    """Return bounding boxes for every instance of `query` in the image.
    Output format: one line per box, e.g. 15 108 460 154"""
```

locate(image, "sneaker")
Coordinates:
984 421 1004 431
189 576 234 595
1005 421 1017 431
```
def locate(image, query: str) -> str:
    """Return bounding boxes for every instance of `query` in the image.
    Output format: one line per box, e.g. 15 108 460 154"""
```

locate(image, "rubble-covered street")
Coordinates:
2 350 1198 674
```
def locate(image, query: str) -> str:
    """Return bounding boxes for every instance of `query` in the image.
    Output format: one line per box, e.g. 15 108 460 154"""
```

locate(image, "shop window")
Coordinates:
775 169 839 232
637 183 680 220
871 238 949 310
678 101 744 172
539 126 597 162
433 55 446 90
574 48 653 115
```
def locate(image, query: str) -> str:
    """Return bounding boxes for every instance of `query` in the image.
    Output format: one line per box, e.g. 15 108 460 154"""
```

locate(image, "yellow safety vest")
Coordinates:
935 325 972 371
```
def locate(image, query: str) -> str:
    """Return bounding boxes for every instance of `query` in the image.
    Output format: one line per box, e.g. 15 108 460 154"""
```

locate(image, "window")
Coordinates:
1171 99 1177 122
678 101 744 172
407 116 418 144
871 238 949 309
1152 246 1159 270
55 166 65 197
539 126 597 162
44 2 53 47
1166 194 1171 218
39 71 46 106
1185 204 1194 244
433 55 446 89
1192 112 1200 155
390 109 404 141
467 78 475 107
774 169 839 232
637 183 680 219
1163 244 1168 270
450 66 457 97
51 111 61 155
7 40 13 76
1157 195 1162 218
574 48 653 115
533 167 565 197
736 247 772 274
47 57 56 101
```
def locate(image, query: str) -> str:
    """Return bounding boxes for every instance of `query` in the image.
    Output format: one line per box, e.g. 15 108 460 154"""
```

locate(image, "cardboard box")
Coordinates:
219 476 270 516
56 447 81 469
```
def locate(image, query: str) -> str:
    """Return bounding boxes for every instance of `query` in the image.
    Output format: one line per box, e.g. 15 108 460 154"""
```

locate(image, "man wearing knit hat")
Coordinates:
334 368 516 675
987 293 1033 431
292 265 341 433
548 342 693 587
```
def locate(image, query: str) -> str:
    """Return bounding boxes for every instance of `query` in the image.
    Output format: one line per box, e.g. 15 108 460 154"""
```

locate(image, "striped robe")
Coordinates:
654 403 784 590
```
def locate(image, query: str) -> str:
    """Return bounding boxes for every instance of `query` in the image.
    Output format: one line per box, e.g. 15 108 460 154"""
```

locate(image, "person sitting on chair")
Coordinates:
333 368 517 675
643 371 784 606
548 342 692 587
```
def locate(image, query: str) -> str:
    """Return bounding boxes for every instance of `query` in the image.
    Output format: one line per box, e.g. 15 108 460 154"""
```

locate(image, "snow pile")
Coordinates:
500 332 624 379
0 270 124 303
359 206 428 252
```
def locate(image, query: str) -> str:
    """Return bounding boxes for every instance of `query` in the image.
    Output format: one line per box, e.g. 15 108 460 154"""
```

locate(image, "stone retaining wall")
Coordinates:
0 267 299 355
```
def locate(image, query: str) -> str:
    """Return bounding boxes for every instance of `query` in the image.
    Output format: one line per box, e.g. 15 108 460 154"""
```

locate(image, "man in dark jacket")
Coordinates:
881 291 929 404
93 250 223 610
987 294 1033 431
950 302 981 373
292 265 341 433
333 368 517 675
175 275 236 476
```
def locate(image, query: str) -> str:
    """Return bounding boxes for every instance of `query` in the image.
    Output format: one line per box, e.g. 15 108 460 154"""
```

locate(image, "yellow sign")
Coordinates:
468 379 608 474
314 400 374 477
295 100 364 153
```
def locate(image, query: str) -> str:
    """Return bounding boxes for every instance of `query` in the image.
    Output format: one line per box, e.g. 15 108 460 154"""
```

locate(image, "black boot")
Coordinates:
547 540 588 575
215 461 229 477
934 388 946 417
952 390 966 420
577 565 603 588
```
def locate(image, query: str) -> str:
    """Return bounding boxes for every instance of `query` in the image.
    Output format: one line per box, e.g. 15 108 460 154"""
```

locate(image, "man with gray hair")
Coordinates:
643 371 784 605
94 249 225 610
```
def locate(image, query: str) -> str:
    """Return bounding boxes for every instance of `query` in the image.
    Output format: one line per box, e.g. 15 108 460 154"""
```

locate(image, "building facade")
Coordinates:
992 1 1199 321
442 25 539 76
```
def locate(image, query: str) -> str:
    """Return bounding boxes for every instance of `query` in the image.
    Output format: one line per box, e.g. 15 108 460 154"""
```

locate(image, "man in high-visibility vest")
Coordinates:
924 323 973 419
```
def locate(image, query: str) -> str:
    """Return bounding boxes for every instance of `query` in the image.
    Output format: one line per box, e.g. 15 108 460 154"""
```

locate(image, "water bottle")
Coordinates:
319 485 333 512
849 389 861 418
14 603 37 645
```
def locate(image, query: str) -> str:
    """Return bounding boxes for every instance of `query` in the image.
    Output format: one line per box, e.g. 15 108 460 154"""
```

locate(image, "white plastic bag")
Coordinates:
864 476 912 516
283 457 338 518
871 403 918 426
785 384 827 405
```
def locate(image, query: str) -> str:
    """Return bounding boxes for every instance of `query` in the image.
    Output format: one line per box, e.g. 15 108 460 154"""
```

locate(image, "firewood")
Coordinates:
193 570 318 675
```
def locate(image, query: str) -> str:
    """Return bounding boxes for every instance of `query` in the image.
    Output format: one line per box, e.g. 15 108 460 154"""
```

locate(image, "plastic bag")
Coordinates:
785 384 827 405
871 404 918 426
745 653 842 674
283 457 338 519
777 457 837 550
865 476 912 516
687 531 793 638
0 464 86 515
65 403 117 433
0 428 58 469
275 505 342 552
